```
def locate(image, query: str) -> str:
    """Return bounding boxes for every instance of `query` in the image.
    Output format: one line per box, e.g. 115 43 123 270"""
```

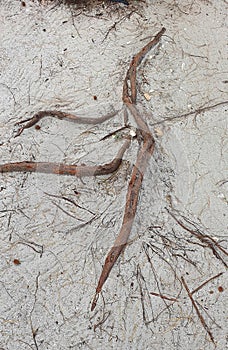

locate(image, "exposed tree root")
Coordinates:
0 138 130 176
1 23 226 343
122 27 166 105
15 109 119 137
91 28 166 310
0 27 166 312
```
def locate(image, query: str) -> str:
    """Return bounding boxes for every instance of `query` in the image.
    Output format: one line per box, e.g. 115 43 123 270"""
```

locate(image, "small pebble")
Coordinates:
154 128 163 137
144 92 151 101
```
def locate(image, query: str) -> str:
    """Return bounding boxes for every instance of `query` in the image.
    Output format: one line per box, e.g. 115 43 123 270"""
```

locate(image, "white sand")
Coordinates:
0 1 227 349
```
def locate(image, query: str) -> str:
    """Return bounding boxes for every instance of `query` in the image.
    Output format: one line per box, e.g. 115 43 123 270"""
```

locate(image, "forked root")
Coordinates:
0 26 167 313
91 28 166 310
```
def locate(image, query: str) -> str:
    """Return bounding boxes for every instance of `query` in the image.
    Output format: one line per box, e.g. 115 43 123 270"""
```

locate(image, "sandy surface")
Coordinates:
0 1 227 349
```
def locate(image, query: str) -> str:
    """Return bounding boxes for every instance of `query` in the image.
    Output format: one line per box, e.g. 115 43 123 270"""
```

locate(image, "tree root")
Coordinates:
0 138 130 176
15 109 119 137
91 28 166 310
1 28 167 311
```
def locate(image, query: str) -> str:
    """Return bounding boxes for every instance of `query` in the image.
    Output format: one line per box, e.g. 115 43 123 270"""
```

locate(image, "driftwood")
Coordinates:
0 28 166 310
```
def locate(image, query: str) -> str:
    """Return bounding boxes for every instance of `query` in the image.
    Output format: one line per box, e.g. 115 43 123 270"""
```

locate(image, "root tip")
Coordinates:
91 292 99 311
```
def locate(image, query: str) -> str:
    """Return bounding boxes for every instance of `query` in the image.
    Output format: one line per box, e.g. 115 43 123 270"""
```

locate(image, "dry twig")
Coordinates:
181 276 215 344
149 292 178 302
191 272 224 295
150 100 228 126
167 209 228 268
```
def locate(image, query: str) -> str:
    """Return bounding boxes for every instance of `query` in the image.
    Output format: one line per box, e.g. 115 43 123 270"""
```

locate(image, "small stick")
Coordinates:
150 292 178 302
167 209 228 266
99 125 129 141
150 100 228 126
44 192 95 215
181 276 215 344
191 272 224 295
15 109 119 137
0 138 130 176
